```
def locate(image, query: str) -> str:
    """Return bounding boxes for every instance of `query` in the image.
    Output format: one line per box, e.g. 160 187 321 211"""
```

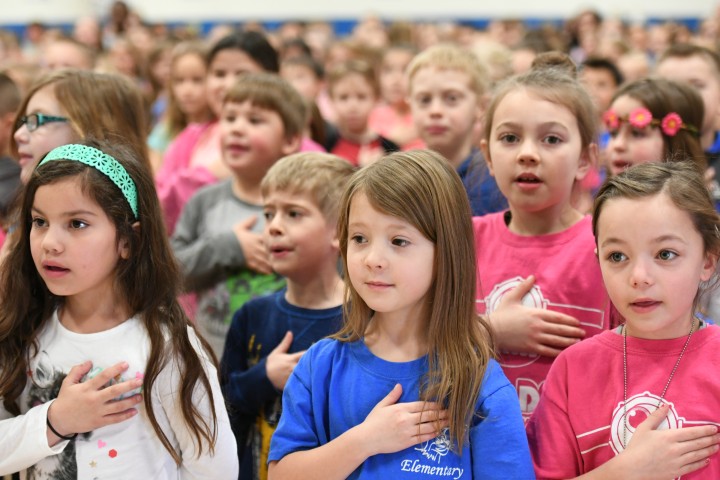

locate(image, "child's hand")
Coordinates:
356 384 448 456
489 275 585 357
357 145 384 167
266 331 305 390
233 216 272 274
620 404 720 479
47 361 143 445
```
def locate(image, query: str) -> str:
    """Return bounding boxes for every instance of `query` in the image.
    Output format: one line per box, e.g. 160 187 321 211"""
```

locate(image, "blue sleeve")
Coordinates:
220 306 277 416
268 344 323 462
471 361 535 479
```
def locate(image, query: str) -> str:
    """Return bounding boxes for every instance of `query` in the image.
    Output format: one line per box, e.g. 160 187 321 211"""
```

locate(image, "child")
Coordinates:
148 41 212 175
476 60 614 421
527 161 720 479
280 54 332 151
579 56 623 150
157 30 279 235
221 152 354 480
407 44 507 216
0 140 237 477
12 69 151 184
267 150 533 479
655 44 720 173
171 73 305 357
324 59 399 167
603 76 706 177
368 44 422 149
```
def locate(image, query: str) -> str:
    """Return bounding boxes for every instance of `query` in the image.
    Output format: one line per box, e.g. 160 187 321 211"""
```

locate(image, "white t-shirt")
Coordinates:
0 311 238 479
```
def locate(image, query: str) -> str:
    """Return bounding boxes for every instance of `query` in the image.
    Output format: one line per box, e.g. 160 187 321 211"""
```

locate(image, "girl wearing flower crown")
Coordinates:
528 161 720 479
0 140 237 477
602 77 705 177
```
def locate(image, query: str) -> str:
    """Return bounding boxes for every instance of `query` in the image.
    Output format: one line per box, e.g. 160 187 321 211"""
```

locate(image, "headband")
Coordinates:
602 107 699 138
39 144 139 218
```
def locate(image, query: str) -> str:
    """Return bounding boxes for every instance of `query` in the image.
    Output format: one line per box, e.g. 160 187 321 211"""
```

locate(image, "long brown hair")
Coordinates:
11 69 151 172
0 139 218 464
334 149 495 450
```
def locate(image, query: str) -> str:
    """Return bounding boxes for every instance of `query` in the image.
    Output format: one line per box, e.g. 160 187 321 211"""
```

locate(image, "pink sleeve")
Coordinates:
155 123 217 235
526 356 584 479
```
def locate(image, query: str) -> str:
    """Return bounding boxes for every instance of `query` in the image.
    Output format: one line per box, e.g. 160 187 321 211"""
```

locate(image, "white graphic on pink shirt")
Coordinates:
480 276 606 368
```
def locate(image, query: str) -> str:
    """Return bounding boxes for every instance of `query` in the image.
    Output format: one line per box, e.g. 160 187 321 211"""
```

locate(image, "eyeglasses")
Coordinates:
16 113 69 132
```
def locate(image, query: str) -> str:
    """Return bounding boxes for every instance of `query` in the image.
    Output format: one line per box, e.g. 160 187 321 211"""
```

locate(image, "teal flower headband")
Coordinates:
39 144 138 218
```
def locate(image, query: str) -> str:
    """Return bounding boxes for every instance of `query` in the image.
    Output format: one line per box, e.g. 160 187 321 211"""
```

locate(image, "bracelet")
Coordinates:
46 415 78 441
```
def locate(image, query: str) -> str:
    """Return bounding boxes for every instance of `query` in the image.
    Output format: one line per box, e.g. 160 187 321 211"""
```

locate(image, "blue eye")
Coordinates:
657 250 677 261
608 251 627 263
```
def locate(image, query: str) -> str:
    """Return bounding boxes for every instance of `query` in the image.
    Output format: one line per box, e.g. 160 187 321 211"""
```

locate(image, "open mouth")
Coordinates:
46 265 69 272
517 173 541 184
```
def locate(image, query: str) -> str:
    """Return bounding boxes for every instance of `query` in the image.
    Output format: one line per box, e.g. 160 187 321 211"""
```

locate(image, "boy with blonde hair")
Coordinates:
407 44 506 215
172 73 306 356
221 152 355 480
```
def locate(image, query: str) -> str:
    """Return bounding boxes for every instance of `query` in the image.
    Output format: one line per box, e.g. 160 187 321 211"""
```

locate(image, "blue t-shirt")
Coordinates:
269 338 533 479
457 149 507 217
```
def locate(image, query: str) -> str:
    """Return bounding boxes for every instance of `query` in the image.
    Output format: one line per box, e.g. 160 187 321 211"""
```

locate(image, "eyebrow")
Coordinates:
495 120 570 131
31 207 99 217
600 234 687 249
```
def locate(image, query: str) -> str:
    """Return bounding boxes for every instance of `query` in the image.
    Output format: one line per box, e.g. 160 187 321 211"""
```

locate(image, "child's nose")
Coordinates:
517 141 539 163
364 243 387 269
629 260 653 288
41 227 64 253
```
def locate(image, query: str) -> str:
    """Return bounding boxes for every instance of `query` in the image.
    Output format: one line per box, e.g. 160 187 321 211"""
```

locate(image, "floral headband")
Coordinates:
602 107 699 138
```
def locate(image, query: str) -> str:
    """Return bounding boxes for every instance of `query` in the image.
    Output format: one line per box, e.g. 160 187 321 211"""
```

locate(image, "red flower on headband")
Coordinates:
602 109 620 130
628 107 653 129
661 112 683 137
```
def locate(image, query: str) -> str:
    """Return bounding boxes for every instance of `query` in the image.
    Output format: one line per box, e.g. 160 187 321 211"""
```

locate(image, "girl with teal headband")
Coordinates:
0 140 238 477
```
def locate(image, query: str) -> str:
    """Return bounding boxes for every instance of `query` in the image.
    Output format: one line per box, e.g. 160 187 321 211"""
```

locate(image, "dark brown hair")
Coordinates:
0 139 218 464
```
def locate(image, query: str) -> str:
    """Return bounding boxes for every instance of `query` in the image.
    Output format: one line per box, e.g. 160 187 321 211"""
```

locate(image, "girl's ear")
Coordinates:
119 222 140 260
700 252 718 283
480 139 494 177
576 143 598 181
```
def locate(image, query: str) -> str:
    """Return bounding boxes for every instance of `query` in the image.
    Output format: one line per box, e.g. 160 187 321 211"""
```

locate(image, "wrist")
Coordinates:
46 403 77 442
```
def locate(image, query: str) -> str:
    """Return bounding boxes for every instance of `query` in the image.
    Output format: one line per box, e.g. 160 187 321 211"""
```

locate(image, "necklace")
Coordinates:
622 319 695 448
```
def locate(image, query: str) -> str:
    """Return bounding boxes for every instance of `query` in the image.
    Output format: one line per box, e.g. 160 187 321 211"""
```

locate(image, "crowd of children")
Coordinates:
1 3 720 478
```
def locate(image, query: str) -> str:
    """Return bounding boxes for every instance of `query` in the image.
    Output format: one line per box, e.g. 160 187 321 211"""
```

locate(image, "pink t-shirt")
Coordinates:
527 327 720 479
155 121 220 235
474 212 613 420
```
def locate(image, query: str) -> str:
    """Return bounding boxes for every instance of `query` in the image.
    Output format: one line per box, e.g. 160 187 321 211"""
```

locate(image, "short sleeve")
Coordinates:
470 361 535 478
267 349 321 463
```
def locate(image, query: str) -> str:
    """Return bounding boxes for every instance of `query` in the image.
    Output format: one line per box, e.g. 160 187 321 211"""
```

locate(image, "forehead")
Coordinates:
410 67 473 91
210 49 262 72
610 94 645 113
597 193 696 240
26 84 64 113
657 56 720 83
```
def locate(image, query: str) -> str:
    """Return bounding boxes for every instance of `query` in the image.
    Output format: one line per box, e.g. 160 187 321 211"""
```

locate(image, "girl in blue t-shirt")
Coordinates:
268 150 532 479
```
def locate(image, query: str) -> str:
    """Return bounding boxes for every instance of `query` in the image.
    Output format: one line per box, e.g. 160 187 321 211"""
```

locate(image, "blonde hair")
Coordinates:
261 152 356 223
223 73 306 141
407 43 490 97
334 149 495 450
